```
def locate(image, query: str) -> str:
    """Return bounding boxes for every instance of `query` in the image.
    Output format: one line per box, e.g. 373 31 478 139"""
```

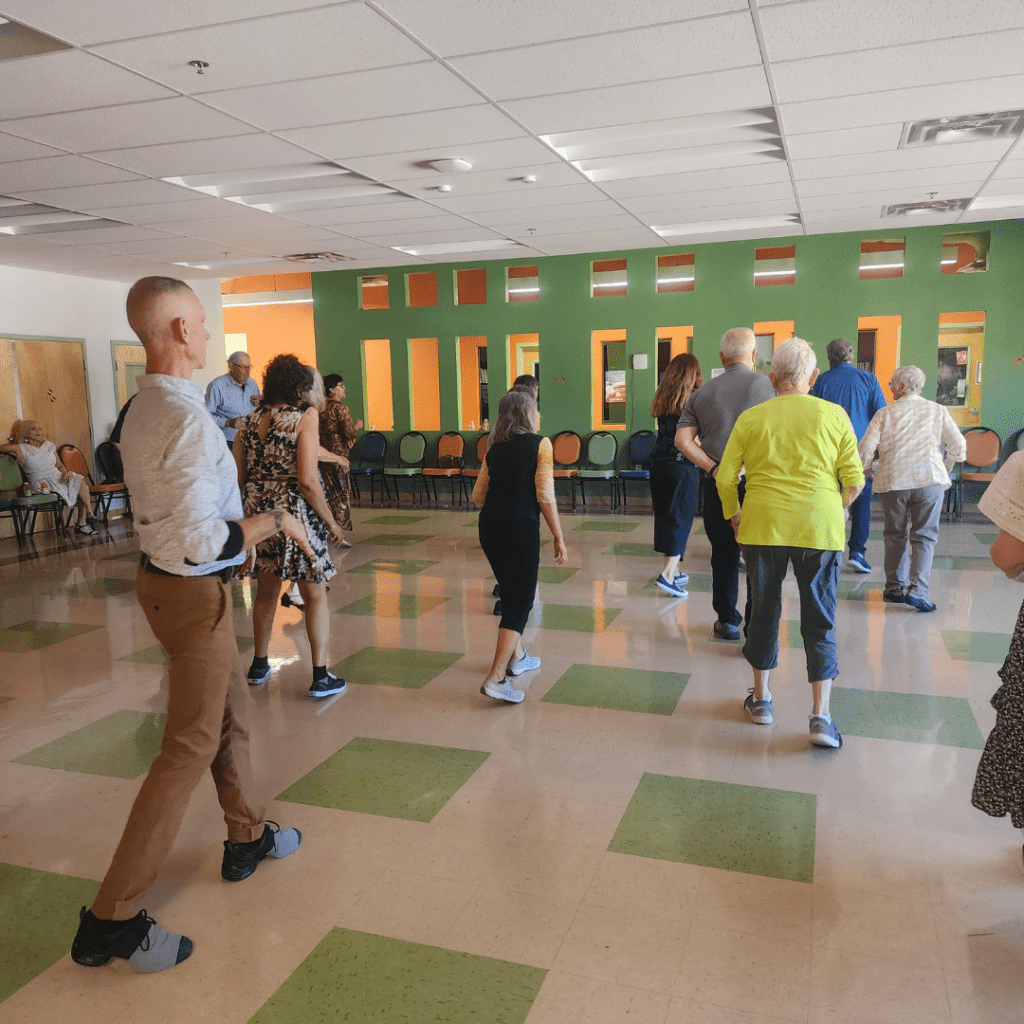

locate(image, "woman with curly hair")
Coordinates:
233 354 348 699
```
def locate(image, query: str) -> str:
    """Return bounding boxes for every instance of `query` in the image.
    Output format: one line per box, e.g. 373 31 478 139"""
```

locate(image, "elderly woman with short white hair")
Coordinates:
858 365 966 613
718 338 864 749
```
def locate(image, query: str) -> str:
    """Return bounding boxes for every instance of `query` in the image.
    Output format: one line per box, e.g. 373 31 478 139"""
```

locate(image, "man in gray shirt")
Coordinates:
678 328 776 640
71 278 312 974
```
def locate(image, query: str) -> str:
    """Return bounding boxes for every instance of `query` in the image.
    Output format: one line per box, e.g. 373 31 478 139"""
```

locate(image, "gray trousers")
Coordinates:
878 484 945 601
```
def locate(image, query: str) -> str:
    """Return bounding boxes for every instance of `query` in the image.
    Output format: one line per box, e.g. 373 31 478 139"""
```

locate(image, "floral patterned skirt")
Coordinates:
321 464 353 533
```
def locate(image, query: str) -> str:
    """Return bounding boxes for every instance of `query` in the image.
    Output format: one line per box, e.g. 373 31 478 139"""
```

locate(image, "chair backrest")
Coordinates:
586 431 618 468
96 441 124 483
57 444 93 484
551 431 581 468
626 430 657 467
355 430 387 466
1017 431 1024 452
397 431 426 467
437 431 465 461
475 432 489 463
0 453 24 492
964 427 1001 469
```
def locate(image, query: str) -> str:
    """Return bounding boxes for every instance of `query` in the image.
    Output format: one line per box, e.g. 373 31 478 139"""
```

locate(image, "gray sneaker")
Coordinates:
809 715 842 748
743 690 773 725
480 678 524 703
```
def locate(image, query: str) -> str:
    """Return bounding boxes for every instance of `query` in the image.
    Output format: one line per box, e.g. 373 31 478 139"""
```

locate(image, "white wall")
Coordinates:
0 267 225 451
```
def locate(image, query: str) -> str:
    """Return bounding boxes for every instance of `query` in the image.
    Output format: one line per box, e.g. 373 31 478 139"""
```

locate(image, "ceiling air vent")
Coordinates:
883 198 971 218
901 110 1024 147
283 252 353 263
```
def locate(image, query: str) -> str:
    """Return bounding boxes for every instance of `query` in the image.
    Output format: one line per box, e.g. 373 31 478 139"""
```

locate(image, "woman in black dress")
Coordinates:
649 353 704 597
472 389 567 703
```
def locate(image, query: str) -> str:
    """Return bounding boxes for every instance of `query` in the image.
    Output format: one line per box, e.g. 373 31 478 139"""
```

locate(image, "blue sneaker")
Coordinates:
743 690 773 725
508 650 540 676
656 574 687 598
906 595 936 613
847 552 871 574
713 620 741 641
809 715 842 748
882 590 906 604
673 572 689 587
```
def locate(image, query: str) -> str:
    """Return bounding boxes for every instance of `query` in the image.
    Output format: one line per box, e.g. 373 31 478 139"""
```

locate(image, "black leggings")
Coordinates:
479 512 540 635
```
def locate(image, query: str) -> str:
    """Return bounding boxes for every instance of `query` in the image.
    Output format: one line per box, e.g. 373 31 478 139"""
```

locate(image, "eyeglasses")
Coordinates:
230 362 251 370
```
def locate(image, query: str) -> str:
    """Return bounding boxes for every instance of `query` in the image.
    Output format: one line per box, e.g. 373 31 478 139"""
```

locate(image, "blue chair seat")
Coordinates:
618 469 649 480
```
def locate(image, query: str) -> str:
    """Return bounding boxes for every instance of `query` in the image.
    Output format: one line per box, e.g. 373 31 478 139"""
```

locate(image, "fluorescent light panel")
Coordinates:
969 193 1024 211
654 215 800 237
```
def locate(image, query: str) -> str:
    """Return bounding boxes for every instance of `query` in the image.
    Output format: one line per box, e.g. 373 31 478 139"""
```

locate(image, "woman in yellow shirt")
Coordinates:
718 338 863 749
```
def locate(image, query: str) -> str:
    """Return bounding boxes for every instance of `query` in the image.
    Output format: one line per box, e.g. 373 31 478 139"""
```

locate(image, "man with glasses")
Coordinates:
206 351 261 447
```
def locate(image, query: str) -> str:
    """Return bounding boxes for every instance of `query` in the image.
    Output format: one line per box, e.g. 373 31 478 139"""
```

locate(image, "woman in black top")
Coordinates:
649 353 704 597
473 389 567 703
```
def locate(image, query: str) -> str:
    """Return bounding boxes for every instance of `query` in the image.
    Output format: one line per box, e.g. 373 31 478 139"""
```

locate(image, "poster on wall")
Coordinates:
936 346 969 407
604 370 625 405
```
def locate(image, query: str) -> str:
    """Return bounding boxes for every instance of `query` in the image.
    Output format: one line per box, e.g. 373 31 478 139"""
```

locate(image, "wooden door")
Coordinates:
14 339 93 474
0 340 16 441
113 343 146 407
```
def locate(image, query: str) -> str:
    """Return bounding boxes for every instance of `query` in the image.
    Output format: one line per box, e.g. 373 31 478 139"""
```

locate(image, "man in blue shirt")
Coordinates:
205 351 261 445
811 338 888 573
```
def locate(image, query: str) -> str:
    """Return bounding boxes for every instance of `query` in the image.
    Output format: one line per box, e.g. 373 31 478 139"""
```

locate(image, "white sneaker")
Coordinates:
480 678 524 703
508 650 540 676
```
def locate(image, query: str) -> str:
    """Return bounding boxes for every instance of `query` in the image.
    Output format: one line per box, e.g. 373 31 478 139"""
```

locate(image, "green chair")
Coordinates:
0 453 68 544
577 431 619 511
383 431 427 507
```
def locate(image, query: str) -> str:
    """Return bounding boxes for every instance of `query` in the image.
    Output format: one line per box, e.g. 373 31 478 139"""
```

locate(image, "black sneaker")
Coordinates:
222 821 302 881
492 599 502 616
309 672 347 699
491 583 500 597
71 907 192 973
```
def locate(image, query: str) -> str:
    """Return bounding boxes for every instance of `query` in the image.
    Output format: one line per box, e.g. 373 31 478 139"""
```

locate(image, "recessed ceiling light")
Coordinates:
968 193 1024 211
901 110 1024 147
883 199 971 217
392 239 523 256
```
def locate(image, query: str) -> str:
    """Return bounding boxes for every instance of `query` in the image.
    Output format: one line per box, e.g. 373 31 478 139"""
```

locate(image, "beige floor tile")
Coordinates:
388 822 508 883
515 794 627 849
812 831 932 903
428 780 543 839
582 851 703 924
526 971 672 1024
666 998 803 1024
935 926 1024 1024
673 926 810 1022
445 884 579 969
552 903 690 993
693 868 813 945
807 945 951 1024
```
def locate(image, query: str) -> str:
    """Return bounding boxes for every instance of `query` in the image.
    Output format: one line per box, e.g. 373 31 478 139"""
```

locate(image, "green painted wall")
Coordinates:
312 218 1024 463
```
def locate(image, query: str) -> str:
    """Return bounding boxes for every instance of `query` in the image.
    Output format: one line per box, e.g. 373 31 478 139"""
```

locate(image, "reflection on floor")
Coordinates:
1 507 1021 1024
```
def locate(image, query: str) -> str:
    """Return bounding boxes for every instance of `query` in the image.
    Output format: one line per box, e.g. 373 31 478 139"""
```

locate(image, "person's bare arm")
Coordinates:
539 501 567 564
232 432 246 488
991 530 1024 579
237 511 313 557
296 409 344 543
677 426 717 475
0 442 24 464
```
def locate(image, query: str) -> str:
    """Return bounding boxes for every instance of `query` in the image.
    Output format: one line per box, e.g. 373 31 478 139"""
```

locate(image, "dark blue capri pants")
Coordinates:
742 546 841 682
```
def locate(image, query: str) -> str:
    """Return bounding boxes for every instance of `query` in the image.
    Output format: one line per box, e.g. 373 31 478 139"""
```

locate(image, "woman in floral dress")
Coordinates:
319 373 362 546
233 354 347 699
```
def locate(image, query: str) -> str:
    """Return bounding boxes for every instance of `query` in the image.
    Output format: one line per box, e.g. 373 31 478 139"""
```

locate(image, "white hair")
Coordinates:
771 337 817 385
891 365 926 396
227 351 250 365
304 366 326 412
719 327 755 362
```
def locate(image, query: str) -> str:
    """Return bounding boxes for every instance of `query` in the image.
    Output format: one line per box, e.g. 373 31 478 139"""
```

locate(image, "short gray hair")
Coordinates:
720 327 755 362
227 351 250 366
771 337 817 385
826 338 854 365
891 365 926 396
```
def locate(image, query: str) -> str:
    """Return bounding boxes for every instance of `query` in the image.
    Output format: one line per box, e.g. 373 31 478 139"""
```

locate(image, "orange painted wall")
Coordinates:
507 333 539 389
591 328 627 431
456 268 487 305
362 339 394 431
408 337 441 431
753 320 795 350
458 336 487 429
222 302 317 389
222 272 311 294
857 314 901 401
657 325 692 359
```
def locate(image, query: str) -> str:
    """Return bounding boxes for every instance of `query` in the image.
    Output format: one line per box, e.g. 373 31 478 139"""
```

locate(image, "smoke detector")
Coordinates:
901 110 1024 147
283 252 353 263
883 198 971 217
427 158 472 174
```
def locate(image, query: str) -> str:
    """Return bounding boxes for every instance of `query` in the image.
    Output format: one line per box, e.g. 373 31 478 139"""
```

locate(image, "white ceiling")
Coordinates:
0 0 1021 282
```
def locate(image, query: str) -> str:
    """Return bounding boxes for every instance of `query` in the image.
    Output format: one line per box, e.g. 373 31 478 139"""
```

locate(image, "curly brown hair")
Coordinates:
261 353 316 407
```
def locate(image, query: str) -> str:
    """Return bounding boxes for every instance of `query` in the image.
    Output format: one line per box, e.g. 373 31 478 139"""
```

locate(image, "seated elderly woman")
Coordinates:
857 365 966 613
0 420 97 534
718 337 863 749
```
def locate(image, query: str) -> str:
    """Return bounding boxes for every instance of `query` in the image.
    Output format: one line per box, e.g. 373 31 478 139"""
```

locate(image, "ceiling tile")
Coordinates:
526 228 664 254
10 178 195 211
0 132 65 163
449 13 761 100
599 163 792 199
85 197 248 224
85 236 232 256
90 134 320 178
201 63 482 132
1 97 255 153
89 6 428 94
621 181 796 214
431 182 609 213
792 141 1014 181
375 0 745 56
357 227 506 247
0 155 141 192
761 0 1024 62
0 50 174 121
797 162 997 197
319 214 475 235
504 67 771 135
389 163 585 199
634 199 800 224
991 157 1024 180
979 177 1024 196
799 184 983 212
802 207 888 225
496 214 642 237
21 224 175 245
786 124 904 161
780 74 1024 134
280 106 526 160
471 200 626 227
281 200 448 227
774 31 1024 104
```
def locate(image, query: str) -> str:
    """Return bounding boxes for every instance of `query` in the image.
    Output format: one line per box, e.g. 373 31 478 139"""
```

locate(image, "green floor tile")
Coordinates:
836 579 886 601
645 572 712 593
573 520 640 532
941 630 1013 664
830 687 984 748
534 603 621 632
331 646 463 688
278 737 489 821
783 620 804 649
932 555 994 570
609 773 816 883
232 585 253 608
15 710 165 778
363 514 430 525
348 557 439 575
249 927 545 1024
363 532 433 547
975 532 998 545
869 529 885 541
0 863 100 1003
0 621 103 653
536 566 578 583
53 577 136 599
337 593 448 618
604 542 657 557
122 635 252 664
542 664 689 715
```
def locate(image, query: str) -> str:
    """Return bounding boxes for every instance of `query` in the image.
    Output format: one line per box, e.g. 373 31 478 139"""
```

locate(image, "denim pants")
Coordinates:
742 546 841 682
878 484 945 601
848 476 873 557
